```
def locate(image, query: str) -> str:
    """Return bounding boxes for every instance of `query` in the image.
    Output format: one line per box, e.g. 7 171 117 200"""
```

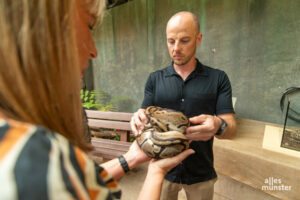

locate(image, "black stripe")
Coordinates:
151 131 187 143
178 124 187 128
105 177 115 185
68 143 87 190
107 195 113 200
111 190 122 199
0 121 9 141
138 137 148 147
14 126 51 200
94 163 110 186
94 161 122 199
59 150 79 199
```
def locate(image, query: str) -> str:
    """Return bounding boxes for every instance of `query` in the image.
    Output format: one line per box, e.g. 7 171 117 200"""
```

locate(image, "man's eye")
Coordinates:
168 40 175 45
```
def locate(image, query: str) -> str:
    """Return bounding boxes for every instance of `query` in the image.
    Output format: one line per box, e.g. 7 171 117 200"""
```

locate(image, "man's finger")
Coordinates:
139 112 148 124
189 114 207 124
130 118 138 136
135 117 145 131
186 124 210 134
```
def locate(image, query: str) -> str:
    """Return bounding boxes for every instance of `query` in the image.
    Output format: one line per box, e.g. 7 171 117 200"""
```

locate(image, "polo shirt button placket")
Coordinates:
180 81 185 110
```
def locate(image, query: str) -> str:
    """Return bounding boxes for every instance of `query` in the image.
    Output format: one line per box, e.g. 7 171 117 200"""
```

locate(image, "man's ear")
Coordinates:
196 33 202 46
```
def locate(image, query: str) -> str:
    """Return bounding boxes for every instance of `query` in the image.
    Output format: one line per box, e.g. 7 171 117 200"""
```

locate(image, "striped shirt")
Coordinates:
0 118 121 200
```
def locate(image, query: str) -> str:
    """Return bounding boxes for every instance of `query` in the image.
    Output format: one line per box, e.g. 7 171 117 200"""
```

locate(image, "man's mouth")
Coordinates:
173 54 183 58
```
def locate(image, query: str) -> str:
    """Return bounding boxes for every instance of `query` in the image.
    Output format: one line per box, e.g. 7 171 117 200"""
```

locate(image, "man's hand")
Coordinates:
185 114 222 141
130 108 147 136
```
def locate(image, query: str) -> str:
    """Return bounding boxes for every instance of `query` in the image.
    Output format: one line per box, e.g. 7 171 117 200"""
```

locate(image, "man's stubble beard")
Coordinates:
172 47 196 66
174 58 190 66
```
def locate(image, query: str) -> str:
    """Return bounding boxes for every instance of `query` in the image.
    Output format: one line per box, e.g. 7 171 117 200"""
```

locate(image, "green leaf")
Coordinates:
113 136 120 141
80 89 130 111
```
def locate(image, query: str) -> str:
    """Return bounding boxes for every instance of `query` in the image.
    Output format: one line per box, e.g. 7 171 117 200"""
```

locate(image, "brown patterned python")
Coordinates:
136 106 189 159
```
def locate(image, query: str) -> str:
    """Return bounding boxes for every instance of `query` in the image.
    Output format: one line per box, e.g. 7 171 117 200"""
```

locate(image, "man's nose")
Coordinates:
174 41 181 52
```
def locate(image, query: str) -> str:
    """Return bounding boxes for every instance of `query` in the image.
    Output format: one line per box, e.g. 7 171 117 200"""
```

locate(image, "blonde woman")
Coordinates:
0 0 193 199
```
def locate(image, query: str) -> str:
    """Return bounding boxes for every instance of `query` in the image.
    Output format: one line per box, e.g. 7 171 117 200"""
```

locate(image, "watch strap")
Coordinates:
216 116 227 136
118 155 130 173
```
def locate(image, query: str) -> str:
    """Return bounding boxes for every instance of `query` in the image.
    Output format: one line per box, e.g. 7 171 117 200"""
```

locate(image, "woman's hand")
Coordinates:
100 141 150 180
148 149 195 176
138 149 195 200
123 140 151 169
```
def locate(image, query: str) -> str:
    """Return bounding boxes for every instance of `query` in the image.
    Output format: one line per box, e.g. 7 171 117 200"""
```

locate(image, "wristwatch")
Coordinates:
216 116 227 136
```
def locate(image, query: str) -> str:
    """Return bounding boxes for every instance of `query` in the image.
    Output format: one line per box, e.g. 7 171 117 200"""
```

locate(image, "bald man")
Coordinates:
131 11 237 200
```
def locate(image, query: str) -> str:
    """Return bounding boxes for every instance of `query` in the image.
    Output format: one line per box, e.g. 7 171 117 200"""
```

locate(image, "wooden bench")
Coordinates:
85 110 133 160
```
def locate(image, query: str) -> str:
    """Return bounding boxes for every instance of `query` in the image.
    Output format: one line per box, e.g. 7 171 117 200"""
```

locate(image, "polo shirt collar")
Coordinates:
164 59 208 77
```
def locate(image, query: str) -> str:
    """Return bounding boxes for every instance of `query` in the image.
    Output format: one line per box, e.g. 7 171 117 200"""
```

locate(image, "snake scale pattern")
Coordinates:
136 106 189 159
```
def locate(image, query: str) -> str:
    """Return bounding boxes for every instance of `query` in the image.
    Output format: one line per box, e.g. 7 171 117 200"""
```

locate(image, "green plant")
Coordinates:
113 136 120 141
81 89 129 111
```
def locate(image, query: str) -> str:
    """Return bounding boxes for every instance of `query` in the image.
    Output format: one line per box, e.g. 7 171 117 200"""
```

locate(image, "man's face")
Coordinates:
166 15 201 66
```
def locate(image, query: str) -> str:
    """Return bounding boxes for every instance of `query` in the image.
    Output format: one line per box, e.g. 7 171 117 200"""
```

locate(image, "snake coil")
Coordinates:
136 106 189 159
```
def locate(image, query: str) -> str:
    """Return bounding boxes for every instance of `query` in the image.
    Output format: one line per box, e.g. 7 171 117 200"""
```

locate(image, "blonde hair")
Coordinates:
0 0 106 151
86 0 106 25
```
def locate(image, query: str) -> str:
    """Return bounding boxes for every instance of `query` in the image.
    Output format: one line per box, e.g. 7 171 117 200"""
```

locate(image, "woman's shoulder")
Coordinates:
0 118 62 158
0 118 121 199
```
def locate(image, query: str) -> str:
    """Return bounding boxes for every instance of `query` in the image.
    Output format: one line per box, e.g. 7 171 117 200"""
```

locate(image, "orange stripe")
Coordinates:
0 121 30 161
100 170 108 178
88 189 99 200
107 181 118 188
74 146 86 172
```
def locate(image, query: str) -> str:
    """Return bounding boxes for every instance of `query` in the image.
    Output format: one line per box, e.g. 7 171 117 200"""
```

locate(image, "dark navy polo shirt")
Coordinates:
141 59 234 184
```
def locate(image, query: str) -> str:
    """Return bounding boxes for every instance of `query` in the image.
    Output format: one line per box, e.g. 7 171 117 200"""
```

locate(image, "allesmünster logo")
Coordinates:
261 177 292 191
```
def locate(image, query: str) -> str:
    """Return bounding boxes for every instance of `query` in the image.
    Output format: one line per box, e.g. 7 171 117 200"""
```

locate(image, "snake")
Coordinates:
136 106 189 159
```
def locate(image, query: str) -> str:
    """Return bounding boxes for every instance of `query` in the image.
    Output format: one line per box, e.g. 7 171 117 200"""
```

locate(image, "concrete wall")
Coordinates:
90 0 300 124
